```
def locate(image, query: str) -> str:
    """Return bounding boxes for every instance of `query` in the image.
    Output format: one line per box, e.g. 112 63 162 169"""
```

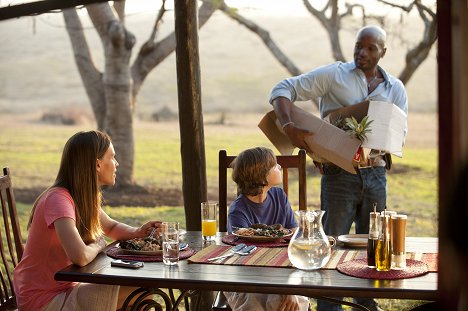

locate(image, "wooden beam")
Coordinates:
174 0 207 231
0 0 111 21
438 0 468 308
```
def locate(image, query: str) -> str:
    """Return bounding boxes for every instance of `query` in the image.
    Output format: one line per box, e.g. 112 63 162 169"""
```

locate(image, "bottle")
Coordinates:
391 214 407 269
376 213 391 271
367 210 380 267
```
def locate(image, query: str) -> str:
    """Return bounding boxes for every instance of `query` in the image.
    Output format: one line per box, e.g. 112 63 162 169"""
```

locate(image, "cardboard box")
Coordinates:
258 107 361 174
258 101 407 174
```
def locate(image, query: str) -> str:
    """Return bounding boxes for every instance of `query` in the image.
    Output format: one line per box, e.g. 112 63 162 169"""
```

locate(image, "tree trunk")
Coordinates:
83 3 136 187
63 9 106 130
175 0 207 232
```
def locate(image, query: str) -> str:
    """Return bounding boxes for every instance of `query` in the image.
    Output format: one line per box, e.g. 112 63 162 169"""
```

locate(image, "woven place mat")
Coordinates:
106 246 196 262
188 245 438 272
187 244 291 267
323 250 438 272
337 259 429 280
222 234 289 247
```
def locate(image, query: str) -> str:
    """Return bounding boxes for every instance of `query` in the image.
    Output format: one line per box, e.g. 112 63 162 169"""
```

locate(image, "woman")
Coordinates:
14 130 161 311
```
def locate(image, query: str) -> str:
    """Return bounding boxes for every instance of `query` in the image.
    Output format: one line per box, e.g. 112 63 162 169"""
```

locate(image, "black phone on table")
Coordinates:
111 259 144 269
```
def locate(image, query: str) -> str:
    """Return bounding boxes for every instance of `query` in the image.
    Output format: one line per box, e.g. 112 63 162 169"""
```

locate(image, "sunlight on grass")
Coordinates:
2 120 438 238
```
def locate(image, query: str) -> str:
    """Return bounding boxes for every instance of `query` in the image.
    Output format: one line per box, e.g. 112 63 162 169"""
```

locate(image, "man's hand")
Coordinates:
278 295 301 311
283 123 313 153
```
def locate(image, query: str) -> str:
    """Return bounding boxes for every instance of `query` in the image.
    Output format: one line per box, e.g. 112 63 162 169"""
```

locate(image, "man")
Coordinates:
269 25 408 311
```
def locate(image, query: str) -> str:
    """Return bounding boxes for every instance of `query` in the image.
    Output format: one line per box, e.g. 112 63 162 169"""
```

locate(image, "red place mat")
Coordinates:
106 246 196 262
188 245 291 267
222 234 289 248
324 250 438 272
337 259 429 280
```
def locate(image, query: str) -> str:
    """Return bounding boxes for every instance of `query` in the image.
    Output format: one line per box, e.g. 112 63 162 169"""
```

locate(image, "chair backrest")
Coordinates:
0 167 24 310
218 149 307 232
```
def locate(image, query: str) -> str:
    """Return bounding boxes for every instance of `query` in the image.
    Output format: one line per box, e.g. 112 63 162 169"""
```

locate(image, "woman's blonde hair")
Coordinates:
232 147 276 196
28 130 111 243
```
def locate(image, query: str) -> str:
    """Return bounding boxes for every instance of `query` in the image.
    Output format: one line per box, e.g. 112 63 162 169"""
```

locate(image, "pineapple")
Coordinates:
344 116 373 142
331 115 374 167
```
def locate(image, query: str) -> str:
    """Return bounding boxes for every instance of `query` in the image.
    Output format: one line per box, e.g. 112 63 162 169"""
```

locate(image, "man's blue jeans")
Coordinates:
317 165 386 311
321 165 386 235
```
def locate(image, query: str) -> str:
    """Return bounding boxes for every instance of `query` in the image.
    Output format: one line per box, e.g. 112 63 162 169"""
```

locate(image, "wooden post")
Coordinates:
174 0 207 231
437 0 468 309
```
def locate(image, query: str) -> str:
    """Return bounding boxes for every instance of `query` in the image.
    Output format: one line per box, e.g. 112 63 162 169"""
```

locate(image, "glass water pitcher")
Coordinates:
288 210 332 270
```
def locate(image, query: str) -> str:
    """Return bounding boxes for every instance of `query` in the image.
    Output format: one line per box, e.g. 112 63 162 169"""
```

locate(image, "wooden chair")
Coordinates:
213 149 308 310
0 167 24 311
218 148 307 232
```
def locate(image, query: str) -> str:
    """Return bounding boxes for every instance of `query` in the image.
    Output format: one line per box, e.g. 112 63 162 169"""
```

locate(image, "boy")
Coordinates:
225 147 309 311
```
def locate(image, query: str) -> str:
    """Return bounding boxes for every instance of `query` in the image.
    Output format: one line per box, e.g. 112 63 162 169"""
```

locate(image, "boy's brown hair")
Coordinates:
232 147 276 196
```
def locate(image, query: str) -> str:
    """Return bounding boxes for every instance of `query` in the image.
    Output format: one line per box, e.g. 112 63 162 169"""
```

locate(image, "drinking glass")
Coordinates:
162 221 179 265
201 202 217 241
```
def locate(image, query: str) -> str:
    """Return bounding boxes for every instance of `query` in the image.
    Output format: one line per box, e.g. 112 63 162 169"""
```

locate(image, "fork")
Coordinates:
207 243 246 261
147 227 157 240
207 244 257 261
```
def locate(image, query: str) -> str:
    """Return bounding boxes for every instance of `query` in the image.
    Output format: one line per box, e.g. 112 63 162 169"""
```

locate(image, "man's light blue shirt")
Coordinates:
269 61 408 120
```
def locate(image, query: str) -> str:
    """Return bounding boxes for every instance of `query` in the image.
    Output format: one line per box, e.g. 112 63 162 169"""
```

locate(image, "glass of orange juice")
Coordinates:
201 202 217 241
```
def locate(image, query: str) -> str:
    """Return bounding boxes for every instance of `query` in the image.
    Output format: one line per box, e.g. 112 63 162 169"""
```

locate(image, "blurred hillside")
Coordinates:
0 5 437 119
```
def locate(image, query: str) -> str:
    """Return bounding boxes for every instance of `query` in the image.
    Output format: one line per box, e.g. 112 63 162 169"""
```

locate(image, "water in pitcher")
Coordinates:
288 210 332 270
289 239 331 270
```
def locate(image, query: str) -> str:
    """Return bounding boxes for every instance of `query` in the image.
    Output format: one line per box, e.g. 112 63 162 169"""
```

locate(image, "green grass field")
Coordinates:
0 116 438 238
0 115 437 310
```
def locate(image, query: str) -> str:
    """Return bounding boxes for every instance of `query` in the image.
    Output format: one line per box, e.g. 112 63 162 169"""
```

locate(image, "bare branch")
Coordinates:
131 0 217 97
149 0 167 43
397 1 437 83
113 0 125 22
217 0 302 76
376 0 415 12
137 0 167 58
303 0 345 61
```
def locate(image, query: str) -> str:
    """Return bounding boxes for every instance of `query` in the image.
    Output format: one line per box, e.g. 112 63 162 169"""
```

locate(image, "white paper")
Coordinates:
362 101 407 157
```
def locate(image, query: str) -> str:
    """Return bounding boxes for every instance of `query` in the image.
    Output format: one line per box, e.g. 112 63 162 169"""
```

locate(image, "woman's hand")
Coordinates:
137 220 163 238
278 295 301 311
100 208 163 241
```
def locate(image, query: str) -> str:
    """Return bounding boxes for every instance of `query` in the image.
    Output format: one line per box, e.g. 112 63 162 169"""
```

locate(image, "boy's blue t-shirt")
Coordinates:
227 187 298 233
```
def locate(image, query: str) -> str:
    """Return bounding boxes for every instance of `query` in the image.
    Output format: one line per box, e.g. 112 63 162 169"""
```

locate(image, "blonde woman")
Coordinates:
14 130 161 311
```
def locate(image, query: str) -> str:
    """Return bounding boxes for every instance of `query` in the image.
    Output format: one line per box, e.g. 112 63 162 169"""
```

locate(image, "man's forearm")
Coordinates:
272 96 294 126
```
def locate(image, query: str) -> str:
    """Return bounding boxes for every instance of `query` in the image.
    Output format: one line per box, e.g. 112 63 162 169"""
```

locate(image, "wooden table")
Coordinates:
55 232 438 310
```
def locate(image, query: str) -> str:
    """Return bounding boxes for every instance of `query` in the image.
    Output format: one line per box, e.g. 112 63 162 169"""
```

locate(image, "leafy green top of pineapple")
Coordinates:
332 115 374 142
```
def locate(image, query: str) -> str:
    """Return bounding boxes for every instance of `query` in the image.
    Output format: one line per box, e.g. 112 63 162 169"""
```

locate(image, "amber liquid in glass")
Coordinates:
375 238 391 271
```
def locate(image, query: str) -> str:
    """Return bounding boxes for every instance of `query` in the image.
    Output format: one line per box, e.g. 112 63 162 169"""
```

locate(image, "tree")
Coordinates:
62 0 436 186
216 0 437 108
62 0 217 187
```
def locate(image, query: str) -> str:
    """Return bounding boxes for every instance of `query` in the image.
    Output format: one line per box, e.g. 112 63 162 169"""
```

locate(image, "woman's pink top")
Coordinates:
14 187 77 311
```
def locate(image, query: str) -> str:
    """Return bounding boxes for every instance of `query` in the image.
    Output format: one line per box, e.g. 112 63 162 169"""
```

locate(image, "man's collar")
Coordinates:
351 61 393 85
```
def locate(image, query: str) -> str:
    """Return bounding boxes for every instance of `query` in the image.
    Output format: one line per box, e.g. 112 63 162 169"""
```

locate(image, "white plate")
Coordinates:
337 234 368 247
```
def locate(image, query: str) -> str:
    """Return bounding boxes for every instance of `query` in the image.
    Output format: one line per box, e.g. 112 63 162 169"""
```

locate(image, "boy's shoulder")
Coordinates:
268 187 287 196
